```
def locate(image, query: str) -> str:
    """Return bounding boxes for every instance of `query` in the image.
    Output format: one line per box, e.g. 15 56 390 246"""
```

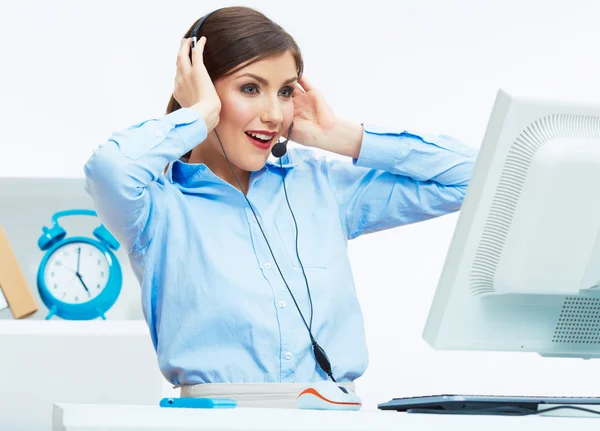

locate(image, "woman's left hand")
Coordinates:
290 76 337 147
291 76 363 158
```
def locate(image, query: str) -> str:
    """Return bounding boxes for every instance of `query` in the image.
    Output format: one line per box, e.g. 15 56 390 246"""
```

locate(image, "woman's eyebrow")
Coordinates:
236 73 297 86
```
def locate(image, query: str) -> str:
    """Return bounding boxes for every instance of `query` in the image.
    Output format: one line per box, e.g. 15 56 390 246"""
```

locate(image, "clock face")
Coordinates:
43 241 110 304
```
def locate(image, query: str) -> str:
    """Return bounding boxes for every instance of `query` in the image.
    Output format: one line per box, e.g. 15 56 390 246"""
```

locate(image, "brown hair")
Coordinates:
166 6 303 122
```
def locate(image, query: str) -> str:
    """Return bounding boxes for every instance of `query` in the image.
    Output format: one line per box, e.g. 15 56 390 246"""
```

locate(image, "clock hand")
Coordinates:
77 247 81 273
76 272 91 297
74 247 90 297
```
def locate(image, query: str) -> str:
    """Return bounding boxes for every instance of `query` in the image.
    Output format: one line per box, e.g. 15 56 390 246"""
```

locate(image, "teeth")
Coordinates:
247 132 273 141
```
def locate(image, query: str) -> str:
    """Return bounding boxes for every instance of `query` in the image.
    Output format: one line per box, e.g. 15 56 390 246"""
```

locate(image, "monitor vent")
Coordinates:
552 296 600 344
470 114 600 296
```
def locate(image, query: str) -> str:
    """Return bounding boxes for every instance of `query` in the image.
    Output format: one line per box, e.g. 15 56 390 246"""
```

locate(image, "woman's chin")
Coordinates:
236 153 270 172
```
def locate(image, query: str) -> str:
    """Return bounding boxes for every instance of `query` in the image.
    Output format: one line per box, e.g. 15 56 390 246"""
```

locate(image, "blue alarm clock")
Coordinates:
36 209 122 320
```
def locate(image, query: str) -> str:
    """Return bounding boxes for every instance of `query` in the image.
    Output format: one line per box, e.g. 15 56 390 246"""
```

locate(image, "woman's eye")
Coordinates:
241 84 294 97
279 87 294 98
241 84 259 94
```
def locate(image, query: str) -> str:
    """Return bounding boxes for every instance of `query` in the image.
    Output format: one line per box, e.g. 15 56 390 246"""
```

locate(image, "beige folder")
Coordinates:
0 224 38 318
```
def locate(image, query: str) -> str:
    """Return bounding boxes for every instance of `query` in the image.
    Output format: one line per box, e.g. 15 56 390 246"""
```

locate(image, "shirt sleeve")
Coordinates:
322 123 478 240
83 108 207 253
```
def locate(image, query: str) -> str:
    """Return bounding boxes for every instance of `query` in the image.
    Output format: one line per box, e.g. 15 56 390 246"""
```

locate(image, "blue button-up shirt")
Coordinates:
84 107 476 386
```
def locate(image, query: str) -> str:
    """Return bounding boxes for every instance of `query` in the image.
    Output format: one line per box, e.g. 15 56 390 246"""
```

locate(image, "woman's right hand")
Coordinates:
173 36 221 131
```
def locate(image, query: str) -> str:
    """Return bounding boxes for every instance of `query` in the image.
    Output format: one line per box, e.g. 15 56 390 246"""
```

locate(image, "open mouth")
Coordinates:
245 131 275 149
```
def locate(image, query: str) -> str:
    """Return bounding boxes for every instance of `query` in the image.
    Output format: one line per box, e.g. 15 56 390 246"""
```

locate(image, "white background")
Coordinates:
1 0 600 410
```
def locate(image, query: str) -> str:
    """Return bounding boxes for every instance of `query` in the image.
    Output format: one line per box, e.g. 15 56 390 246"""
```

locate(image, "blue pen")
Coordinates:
160 397 237 409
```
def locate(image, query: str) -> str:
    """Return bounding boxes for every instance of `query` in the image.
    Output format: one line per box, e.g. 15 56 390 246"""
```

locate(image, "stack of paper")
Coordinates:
0 288 8 311
0 224 38 318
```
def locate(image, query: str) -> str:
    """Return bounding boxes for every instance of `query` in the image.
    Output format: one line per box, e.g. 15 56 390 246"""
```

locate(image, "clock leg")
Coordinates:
97 308 106 320
45 305 57 320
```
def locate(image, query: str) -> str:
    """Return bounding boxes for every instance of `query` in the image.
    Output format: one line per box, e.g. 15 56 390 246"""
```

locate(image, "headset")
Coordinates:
190 10 337 382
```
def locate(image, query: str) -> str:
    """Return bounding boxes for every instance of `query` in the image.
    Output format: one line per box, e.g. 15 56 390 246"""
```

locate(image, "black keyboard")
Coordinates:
378 394 600 415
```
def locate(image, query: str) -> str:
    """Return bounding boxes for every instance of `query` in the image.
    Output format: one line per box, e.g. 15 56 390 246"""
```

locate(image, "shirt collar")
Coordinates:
264 153 297 169
166 153 297 187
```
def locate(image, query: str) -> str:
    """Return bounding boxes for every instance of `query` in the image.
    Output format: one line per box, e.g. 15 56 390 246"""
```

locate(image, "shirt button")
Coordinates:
263 262 272 270
155 130 164 138
278 300 286 308
284 351 292 360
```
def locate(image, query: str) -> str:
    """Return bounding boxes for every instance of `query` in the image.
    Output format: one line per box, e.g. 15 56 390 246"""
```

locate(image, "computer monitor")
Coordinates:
423 89 600 359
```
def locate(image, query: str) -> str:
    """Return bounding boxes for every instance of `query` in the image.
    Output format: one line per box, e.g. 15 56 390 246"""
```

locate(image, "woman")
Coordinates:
84 6 477 407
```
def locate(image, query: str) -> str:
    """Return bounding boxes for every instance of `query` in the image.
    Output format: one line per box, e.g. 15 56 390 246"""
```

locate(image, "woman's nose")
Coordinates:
260 96 283 125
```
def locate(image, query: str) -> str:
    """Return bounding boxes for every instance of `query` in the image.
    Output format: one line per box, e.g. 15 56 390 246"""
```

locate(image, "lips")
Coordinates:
245 131 276 150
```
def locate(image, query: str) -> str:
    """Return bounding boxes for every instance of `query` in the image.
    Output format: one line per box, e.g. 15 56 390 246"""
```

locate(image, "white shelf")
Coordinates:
0 318 149 334
0 317 170 431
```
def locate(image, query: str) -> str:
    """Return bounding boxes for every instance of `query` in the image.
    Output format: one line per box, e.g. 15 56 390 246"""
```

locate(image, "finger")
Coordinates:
294 81 306 95
191 36 206 67
175 38 184 66
177 38 192 74
298 75 314 92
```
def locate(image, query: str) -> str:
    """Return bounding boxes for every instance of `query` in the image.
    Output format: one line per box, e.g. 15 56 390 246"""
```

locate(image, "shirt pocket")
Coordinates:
274 205 346 269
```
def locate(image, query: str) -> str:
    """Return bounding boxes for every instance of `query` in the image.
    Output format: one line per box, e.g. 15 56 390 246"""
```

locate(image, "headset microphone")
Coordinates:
271 122 293 158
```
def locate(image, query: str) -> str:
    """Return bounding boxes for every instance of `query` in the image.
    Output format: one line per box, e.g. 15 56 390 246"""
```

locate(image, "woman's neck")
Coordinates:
188 138 251 194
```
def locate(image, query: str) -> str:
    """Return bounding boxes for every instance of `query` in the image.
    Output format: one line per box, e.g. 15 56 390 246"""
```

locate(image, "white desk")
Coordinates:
53 403 600 431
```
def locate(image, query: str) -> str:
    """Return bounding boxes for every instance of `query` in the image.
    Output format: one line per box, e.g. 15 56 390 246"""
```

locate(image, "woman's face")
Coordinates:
211 50 298 172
